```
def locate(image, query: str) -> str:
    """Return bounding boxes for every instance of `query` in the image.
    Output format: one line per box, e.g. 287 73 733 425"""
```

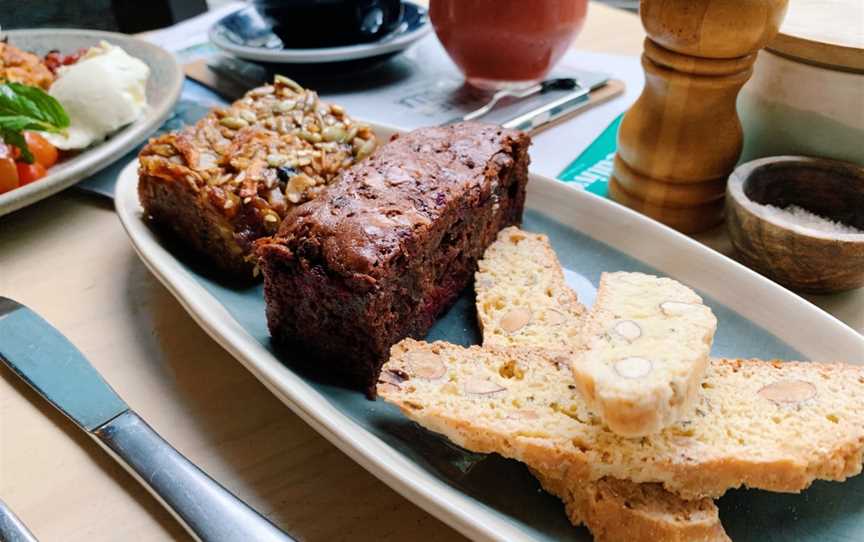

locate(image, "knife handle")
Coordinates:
93 410 294 542
0 499 39 542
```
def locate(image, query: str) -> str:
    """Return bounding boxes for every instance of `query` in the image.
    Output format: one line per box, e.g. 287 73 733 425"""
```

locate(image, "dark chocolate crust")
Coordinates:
257 123 531 392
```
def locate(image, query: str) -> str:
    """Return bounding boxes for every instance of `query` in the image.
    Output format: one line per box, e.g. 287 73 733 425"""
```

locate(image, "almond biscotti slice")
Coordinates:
531 471 729 542
574 272 717 437
378 339 864 500
476 227 727 540
475 227 584 349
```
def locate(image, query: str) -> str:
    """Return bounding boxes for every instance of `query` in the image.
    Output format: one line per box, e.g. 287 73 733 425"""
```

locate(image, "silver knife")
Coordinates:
0 297 294 542
0 499 39 542
502 78 604 133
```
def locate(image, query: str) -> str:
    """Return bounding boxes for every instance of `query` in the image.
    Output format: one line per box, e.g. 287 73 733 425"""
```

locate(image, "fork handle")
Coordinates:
93 410 294 542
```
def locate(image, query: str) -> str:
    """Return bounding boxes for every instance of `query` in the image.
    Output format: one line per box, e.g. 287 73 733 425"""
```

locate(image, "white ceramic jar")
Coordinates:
737 0 864 165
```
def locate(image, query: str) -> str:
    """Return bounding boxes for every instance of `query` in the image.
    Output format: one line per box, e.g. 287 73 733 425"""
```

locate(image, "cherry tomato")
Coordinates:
43 49 84 73
24 132 59 168
0 157 19 194
16 162 47 185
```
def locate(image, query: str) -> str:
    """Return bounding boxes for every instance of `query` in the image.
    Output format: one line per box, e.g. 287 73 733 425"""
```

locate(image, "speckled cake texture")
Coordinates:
258 122 530 391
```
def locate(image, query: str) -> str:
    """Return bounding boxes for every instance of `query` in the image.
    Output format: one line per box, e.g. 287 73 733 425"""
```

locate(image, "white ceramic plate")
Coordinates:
115 130 864 541
0 29 183 217
208 2 431 64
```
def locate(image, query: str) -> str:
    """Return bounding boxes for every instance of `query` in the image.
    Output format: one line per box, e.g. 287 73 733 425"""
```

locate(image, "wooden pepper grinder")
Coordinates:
610 0 789 233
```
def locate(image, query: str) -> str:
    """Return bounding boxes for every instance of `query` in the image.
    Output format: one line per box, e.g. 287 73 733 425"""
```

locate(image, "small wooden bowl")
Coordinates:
726 156 864 293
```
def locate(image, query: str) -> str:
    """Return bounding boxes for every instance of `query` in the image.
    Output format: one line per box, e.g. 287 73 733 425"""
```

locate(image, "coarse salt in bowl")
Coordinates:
726 156 864 293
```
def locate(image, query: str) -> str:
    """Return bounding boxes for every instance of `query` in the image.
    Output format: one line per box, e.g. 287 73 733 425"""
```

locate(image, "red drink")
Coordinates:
430 0 588 89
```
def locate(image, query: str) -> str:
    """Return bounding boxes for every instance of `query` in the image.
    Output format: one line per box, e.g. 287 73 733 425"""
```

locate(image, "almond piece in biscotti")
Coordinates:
378 382 400 394
613 356 653 379
406 352 446 379
659 301 701 316
758 379 817 403
464 377 506 395
612 320 642 342
500 307 532 333
379 368 408 386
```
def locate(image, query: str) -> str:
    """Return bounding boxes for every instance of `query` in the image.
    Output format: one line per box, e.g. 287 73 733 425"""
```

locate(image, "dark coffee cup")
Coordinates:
253 0 404 48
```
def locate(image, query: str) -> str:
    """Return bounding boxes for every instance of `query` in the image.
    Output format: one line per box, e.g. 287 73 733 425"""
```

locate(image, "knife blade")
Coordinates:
0 298 127 431
0 298 294 542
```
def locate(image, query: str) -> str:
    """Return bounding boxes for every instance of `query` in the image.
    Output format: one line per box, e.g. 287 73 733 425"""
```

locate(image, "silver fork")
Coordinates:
460 78 581 122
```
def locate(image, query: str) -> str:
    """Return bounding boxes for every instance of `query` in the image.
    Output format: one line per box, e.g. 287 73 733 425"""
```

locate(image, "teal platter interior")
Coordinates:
164 208 863 542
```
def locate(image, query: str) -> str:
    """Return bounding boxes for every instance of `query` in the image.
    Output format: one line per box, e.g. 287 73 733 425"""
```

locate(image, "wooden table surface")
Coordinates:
0 4 860 542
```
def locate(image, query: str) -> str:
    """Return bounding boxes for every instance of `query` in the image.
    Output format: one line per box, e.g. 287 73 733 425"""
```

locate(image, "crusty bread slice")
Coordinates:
574 271 717 437
476 227 727 540
378 339 864 500
475 227 584 349
531 471 729 542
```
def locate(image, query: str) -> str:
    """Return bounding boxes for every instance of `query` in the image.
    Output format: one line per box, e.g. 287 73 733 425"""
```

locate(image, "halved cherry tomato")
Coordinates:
0 157 19 194
0 143 18 194
23 132 59 168
16 162 47 185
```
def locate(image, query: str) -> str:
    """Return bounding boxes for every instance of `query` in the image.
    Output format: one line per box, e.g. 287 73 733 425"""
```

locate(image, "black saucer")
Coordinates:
208 1 430 66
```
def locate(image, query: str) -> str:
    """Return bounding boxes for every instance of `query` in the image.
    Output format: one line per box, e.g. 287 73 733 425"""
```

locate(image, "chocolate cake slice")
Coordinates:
257 123 530 392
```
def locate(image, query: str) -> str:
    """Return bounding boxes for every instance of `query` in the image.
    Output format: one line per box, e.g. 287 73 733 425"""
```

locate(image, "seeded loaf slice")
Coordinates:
475 229 728 541
475 227 585 349
139 76 376 279
573 272 717 437
378 339 864 500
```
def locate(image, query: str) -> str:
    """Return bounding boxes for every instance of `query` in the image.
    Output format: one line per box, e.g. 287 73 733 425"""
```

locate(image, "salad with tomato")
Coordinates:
0 40 150 196
0 42 74 194
0 131 59 193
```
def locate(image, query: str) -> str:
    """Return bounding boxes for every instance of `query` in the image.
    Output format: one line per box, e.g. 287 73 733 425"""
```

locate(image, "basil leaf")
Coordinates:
5 82 69 128
0 114 53 133
0 85 43 122
0 83 69 164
